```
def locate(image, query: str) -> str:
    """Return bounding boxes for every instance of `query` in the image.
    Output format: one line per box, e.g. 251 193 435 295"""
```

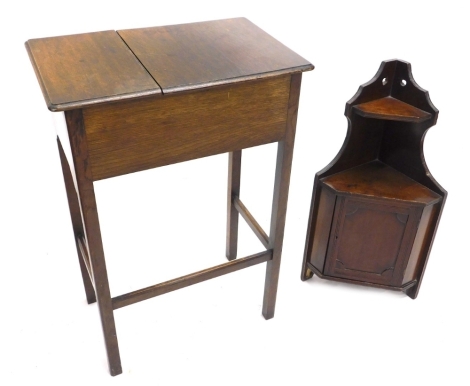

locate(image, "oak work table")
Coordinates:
25 18 313 375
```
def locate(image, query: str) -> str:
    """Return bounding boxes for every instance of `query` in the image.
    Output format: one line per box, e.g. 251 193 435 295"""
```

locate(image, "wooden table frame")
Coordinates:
53 74 303 376
26 19 312 376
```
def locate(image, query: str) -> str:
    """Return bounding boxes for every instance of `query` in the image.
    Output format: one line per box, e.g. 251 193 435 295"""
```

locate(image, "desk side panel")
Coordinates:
84 76 290 181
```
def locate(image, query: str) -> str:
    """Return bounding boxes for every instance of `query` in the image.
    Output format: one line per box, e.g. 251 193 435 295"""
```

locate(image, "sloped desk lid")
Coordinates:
25 30 161 111
118 18 314 94
26 18 314 111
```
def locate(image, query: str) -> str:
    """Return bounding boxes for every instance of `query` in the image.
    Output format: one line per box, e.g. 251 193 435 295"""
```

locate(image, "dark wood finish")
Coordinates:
25 31 160 111
323 197 421 286
233 196 270 249
403 204 436 283
64 109 122 376
57 138 96 304
303 187 336 277
301 60 446 298
77 235 94 289
262 73 302 319
118 18 313 94
354 97 431 122
112 250 272 310
27 19 313 376
307 262 417 292
321 161 440 205
226 151 242 260
84 76 290 181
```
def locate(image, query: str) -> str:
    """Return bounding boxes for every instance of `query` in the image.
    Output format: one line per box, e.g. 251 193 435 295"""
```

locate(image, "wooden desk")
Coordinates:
25 18 313 376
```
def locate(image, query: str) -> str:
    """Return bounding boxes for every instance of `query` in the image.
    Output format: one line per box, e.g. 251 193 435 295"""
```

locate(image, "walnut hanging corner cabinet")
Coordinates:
301 59 446 299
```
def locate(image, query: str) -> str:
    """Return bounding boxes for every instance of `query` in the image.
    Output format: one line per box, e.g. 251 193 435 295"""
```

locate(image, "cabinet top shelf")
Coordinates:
354 97 432 123
321 161 441 205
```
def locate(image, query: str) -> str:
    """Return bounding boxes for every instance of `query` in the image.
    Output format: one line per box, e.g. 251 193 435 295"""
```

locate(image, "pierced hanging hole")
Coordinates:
382 77 388 85
400 79 407 86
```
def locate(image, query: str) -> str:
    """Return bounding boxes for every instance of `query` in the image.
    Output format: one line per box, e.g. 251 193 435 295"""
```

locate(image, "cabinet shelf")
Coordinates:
354 96 431 122
321 161 441 205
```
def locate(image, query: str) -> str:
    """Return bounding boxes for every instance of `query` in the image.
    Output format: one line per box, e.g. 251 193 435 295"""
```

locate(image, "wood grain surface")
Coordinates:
84 75 291 181
402 204 435 283
112 250 272 310
226 150 242 260
262 73 302 319
305 187 336 273
64 109 122 375
321 160 441 205
25 31 161 111
354 97 431 122
118 18 313 93
323 197 421 287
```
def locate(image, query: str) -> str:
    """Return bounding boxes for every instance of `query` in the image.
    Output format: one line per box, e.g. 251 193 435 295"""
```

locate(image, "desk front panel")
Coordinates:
83 75 291 181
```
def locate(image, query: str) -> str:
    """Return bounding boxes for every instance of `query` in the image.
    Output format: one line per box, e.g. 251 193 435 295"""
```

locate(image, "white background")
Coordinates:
1 1 468 385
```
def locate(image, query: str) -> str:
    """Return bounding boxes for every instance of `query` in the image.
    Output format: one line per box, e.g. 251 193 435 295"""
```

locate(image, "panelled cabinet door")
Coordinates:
324 197 422 287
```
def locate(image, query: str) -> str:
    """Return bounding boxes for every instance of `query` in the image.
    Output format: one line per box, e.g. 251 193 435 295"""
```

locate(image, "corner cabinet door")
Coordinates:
324 197 421 287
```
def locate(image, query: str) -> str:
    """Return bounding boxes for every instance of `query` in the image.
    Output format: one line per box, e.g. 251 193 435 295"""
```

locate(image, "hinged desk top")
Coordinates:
26 18 313 111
